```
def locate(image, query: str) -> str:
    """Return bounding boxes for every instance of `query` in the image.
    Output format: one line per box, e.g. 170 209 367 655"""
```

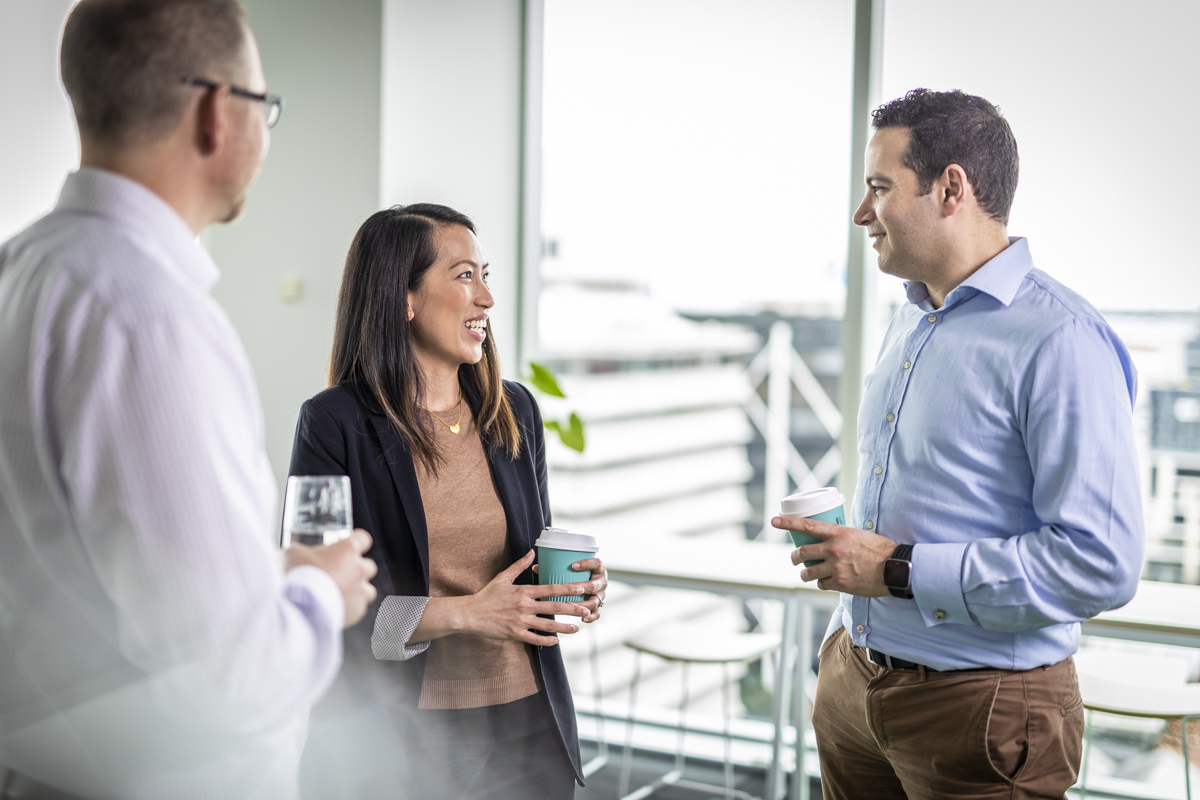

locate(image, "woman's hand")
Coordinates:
532 555 608 623
574 557 607 623
461 549 590 646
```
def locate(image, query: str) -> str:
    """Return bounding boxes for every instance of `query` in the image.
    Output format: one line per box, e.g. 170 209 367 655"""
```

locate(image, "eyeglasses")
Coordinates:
181 76 284 129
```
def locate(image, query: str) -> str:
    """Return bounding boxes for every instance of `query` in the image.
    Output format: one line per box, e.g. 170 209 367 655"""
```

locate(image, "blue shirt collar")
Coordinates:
905 237 1034 310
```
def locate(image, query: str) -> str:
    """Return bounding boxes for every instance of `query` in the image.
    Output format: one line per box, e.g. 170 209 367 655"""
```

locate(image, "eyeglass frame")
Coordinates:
180 76 284 129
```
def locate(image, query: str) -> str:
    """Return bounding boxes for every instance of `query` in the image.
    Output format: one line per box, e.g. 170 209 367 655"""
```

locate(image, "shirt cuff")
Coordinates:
911 542 974 627
371 595 432 661
283 564 345 631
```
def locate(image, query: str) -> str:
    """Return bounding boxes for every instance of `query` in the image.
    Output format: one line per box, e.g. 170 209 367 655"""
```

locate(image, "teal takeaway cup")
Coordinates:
781 487 846 566
535 527 599 602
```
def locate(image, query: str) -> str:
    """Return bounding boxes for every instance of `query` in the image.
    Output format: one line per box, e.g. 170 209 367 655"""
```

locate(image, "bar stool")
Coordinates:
1077 670 1200 799
582 625 612 779
618 621 781 800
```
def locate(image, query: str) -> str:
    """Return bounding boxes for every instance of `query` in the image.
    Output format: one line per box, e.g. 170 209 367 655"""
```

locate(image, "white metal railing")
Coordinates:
1147 454 1200 585
743 320 843 538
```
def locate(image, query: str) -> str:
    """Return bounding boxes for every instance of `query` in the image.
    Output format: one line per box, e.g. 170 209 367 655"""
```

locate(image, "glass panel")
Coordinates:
880 2 1200 794
880 0 1200 584
539 0 856 551
539 1 855 769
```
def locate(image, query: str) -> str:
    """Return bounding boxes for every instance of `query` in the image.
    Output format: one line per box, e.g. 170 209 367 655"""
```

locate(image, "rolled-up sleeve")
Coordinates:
371 595 432 661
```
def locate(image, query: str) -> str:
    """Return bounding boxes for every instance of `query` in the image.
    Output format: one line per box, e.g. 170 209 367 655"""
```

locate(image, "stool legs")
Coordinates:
1078 709 1093 798
619 651 643 798
1184 715 1193 800
670 662 691 785
722 661 734 797
582 628 610 778
619 654 756 800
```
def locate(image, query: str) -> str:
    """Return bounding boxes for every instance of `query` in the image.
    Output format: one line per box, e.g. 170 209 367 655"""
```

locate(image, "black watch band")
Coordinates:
883 543 914 600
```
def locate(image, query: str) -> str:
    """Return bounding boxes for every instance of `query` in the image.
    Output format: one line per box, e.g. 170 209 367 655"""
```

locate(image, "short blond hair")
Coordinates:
61 0 247 147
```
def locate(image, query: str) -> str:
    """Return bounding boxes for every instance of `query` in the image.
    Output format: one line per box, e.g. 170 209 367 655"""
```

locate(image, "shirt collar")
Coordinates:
55 168 220 293
904 237 1033 310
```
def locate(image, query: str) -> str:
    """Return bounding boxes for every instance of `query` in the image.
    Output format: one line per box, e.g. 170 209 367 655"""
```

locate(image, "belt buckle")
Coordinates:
867 648 893 669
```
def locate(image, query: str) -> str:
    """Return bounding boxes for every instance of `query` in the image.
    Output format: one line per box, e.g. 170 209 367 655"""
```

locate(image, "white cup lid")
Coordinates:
535 527 599 552
780 487 845 517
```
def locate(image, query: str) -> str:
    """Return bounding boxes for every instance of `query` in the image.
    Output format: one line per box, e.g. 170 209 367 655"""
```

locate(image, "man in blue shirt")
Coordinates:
774 89 1143 798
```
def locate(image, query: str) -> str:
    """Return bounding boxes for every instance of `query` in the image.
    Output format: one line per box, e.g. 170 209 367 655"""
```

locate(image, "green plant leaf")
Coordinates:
526 361 566 398
559 412 586 452
543 414 586 453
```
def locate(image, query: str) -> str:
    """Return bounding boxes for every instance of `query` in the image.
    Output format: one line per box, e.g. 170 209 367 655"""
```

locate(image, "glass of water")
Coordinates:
281 475 353 547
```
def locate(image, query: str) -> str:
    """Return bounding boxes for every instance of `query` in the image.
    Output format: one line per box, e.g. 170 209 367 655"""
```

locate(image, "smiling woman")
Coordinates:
286 203 607 798
408 223 495 413
324 204 520 473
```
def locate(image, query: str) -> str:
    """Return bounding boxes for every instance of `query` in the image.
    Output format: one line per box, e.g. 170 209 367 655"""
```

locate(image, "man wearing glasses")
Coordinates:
0 1 376 797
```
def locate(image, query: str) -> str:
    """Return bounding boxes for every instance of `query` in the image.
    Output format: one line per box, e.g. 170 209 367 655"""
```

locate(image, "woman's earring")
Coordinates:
407 308 414 321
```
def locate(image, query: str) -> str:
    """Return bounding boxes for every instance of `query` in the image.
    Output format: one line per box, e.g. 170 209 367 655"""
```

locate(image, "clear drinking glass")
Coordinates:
280 475 353 547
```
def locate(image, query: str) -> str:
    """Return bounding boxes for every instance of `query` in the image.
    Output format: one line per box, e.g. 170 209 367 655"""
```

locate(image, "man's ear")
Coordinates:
193 86 228 158
938 163 971 217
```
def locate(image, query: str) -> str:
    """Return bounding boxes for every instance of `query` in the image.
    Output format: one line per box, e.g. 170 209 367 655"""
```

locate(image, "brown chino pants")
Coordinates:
812 627 1085 800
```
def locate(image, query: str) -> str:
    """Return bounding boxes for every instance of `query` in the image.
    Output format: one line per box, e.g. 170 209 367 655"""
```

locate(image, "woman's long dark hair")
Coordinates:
328 204 521 472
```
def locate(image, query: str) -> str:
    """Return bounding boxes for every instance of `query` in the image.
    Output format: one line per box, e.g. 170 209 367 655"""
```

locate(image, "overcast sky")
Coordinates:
541 0 1200 314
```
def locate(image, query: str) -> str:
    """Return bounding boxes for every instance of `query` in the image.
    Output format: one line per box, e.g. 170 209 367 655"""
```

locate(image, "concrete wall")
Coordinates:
211 0 526 497
206 0 385 499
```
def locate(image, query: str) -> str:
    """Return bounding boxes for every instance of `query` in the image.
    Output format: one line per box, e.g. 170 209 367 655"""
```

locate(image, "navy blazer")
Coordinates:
288 379 582 783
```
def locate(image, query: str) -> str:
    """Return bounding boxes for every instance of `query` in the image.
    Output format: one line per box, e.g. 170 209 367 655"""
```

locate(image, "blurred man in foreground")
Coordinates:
0 1 376 797
775 89 1143 798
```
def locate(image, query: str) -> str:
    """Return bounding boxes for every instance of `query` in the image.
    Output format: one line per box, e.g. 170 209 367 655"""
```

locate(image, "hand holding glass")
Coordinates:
281 475 353 547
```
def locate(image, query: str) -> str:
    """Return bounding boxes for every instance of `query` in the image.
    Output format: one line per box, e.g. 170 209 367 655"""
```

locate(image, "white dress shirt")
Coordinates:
0 169 344 799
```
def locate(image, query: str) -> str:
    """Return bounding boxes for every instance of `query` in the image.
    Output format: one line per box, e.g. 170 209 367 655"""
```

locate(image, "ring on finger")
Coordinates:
597 597 604 608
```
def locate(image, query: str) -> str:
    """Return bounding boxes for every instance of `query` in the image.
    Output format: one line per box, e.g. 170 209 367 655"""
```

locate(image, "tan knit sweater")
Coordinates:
415 402 540 710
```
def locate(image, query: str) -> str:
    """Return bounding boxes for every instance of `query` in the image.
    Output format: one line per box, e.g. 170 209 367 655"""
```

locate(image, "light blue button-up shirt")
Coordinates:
828 238 1144 670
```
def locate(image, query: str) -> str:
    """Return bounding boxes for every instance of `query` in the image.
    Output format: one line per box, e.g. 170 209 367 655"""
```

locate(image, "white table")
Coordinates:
1084 579 1200 649
602 535 838 800
604 539 1200 800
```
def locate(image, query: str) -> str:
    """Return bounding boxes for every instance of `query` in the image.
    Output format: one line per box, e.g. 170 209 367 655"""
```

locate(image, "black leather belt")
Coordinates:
867 648 927 670
866 648 994 673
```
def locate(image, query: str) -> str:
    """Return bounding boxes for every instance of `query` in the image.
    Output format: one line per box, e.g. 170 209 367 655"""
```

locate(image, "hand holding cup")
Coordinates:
533 528 605 622
778 487 845 565
771 515 896 597
535 554 608 623
465 550 590 647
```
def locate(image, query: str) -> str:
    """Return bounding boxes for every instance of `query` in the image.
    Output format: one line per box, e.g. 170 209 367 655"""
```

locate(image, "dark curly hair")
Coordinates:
872 88 1019 224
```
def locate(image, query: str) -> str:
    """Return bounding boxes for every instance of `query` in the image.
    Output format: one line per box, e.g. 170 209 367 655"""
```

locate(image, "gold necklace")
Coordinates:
423 395 464 435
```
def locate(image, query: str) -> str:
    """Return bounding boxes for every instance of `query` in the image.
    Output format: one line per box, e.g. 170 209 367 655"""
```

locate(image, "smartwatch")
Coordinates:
883 543 914 600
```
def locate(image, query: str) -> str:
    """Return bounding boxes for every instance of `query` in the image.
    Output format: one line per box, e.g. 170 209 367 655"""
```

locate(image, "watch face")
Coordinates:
883 557 910 591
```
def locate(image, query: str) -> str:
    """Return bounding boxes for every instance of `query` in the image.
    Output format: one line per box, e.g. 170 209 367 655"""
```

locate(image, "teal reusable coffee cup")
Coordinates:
535 527 599 602
781 487 846 566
